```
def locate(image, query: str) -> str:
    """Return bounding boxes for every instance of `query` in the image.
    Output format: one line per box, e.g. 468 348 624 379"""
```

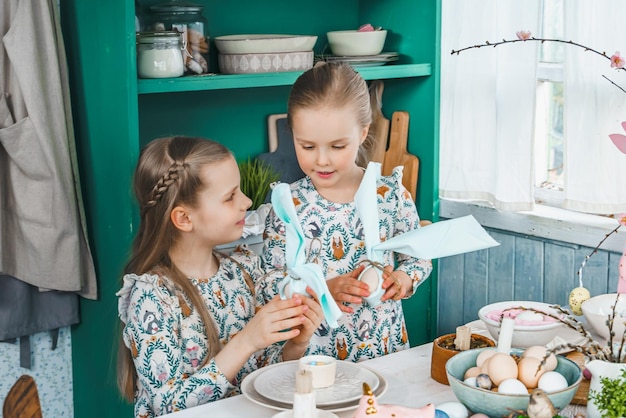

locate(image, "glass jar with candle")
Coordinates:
146 2 210 74
136 31 185 79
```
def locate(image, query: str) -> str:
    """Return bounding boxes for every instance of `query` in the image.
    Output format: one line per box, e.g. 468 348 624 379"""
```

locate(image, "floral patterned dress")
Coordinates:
260 167 433 362
116 250 282 417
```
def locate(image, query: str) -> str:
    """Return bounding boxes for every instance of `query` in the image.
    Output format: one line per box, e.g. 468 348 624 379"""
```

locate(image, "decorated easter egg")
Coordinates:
436 402 469 418
568 286 590 315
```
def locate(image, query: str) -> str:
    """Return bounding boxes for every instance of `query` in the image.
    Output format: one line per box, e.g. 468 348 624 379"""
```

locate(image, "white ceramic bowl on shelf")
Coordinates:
214 34 318 54
217 51 313 75
478 300 565 347
582 293 626 341
326 29 387 56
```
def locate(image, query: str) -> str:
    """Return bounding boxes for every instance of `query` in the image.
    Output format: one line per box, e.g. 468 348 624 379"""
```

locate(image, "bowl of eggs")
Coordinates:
446 346 582 418
478 301 565 348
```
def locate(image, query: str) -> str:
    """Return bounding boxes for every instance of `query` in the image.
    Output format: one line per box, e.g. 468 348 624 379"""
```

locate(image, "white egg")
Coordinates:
437 401 469 418
538 371 569 392
497 378 528 395
463 376 478 387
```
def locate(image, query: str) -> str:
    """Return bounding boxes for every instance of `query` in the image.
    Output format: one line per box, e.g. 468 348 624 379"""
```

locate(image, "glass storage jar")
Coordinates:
146 2 210 74
136 31 185 79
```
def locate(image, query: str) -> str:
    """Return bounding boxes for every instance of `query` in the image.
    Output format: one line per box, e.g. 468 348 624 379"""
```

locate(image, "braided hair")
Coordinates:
118 136 233 401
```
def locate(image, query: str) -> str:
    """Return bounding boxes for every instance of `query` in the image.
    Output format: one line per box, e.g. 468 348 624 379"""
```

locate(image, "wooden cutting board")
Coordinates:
257 114 305 185
382 111 419 198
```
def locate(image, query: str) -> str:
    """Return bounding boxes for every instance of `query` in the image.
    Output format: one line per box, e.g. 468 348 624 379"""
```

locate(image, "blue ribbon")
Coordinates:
271 183 343 328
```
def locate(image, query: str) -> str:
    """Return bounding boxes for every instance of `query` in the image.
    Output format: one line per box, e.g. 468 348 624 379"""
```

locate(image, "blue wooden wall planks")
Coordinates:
436 227 620 335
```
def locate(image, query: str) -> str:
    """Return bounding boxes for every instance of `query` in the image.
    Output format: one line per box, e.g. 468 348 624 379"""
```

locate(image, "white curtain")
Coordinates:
562 1 626 213
440 1 626 214
440 0 541 211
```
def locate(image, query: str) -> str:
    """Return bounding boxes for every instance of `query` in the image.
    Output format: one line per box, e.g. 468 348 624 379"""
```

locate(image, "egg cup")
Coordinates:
299 355 337 389
358 264 385 306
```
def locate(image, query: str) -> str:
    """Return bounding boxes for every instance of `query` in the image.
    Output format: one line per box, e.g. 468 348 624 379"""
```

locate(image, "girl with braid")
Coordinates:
116 136 323 417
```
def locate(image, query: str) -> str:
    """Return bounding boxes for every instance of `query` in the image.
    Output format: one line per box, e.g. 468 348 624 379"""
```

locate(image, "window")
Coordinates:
534 0 565 206
440 0 626 217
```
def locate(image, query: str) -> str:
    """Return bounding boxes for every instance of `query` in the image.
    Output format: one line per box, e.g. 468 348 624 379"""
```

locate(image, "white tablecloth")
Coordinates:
162 321 589 418
162 342 456 418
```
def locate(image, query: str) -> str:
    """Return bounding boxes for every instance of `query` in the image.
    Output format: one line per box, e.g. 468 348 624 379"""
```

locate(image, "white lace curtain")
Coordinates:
440 0 626 214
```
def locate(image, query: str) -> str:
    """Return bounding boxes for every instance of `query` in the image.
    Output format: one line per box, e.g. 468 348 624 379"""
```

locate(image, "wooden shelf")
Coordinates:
137 63 432 94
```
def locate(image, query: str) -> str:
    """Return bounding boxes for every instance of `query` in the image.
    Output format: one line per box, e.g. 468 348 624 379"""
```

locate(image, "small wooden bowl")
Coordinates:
431 333 495 385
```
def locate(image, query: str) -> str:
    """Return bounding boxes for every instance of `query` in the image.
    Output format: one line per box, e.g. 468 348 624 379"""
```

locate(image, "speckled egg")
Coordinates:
568 286 590 315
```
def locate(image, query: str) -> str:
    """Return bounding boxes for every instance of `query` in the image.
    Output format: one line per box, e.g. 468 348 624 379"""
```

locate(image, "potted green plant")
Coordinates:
215 158 280 255
238 157 280 211
588 368 626 418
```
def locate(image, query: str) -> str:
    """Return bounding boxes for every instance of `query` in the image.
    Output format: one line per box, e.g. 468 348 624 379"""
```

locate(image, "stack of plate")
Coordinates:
318 52 399 67
215 34 317 74
241 359 388 412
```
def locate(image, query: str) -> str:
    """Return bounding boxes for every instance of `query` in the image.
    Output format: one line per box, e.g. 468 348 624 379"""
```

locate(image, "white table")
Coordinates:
162 320 589 418
162 342 456 418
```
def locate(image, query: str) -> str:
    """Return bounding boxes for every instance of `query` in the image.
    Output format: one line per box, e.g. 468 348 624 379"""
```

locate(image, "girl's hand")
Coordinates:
215 296 309 380
290 286 323 345
380 266 412 302
326 265 368 313
282 286 324 360
240 296 308 352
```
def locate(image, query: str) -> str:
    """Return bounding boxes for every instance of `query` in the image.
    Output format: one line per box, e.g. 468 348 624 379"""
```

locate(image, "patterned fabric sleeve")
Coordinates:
118 274 234 416
228 248 286 365
386 167 433 295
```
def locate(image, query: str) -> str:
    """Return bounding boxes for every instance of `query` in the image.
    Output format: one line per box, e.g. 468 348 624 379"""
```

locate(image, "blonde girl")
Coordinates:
117 136 322 417
261 63 432 362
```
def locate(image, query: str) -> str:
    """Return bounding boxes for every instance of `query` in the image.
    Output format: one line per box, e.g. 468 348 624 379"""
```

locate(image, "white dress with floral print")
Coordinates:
117 250 282 417
260 167 433 362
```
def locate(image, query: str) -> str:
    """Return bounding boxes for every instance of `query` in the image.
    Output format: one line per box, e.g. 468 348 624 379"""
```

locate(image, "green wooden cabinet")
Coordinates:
61 1 440 416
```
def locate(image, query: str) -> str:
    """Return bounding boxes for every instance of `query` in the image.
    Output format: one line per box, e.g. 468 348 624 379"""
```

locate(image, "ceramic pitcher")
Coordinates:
586 360 626 418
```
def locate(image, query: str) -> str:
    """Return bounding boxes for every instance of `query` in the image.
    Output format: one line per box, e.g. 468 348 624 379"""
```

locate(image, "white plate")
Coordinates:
241 361 388 413
253 360 379 406
322 52 399 64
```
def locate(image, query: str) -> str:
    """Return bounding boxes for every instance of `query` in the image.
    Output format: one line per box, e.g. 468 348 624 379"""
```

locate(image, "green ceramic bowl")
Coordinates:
446 348 582 418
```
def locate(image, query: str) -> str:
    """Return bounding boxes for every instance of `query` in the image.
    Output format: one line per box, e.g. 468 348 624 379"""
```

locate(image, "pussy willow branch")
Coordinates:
500 306 619 363
577 224 621 287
